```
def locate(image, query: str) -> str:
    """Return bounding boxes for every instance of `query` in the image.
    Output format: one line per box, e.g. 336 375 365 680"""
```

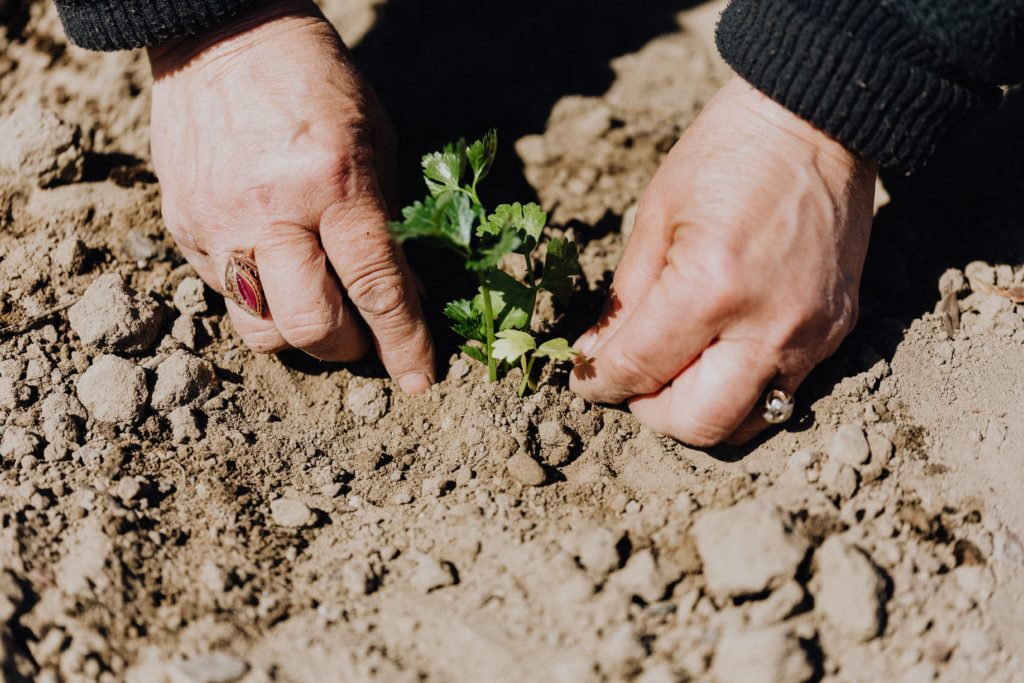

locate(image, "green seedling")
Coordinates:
389 129 581 395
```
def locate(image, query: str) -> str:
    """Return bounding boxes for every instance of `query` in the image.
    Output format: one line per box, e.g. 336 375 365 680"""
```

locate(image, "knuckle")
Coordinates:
665 243 744 320
276 314 339 348
603 351 664 395
243 329 288 355
347 263 407 319
673 412 731 448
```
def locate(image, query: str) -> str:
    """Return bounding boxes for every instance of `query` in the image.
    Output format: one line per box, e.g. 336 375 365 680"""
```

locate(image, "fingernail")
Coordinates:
398 372 432 395
575 330 599 356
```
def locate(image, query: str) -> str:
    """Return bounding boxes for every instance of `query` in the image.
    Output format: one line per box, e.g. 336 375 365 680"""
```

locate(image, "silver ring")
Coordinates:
762 388 794 425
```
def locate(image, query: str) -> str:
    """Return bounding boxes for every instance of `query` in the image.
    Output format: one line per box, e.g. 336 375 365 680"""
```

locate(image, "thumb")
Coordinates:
319 190 435 395
575 193 672 355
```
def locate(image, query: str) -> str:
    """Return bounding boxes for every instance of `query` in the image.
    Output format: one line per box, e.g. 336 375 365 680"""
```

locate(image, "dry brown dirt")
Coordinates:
1 1 1023 682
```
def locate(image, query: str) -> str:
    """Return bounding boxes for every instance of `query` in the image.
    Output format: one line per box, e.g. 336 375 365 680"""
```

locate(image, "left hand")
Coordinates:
570 77 877 446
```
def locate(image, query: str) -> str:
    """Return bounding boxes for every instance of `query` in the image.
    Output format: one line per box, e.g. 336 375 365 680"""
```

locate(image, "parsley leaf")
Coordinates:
480 202 547 250
483 270 535 331
534 338 577 361
421 139 466 197
443 298 485 342
467 129 497 186
492 330 536 364
540 237 580 305
459 344 488 364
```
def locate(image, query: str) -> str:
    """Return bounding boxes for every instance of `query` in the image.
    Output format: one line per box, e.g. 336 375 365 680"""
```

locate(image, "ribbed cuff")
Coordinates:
715 0 1001 172
54 0 260 51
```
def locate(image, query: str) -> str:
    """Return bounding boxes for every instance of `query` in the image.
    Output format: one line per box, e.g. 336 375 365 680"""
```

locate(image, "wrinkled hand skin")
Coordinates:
148 0 434 394
571 76 877 446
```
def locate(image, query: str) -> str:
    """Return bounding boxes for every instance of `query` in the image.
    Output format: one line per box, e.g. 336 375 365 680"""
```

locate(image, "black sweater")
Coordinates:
54 0 1024 173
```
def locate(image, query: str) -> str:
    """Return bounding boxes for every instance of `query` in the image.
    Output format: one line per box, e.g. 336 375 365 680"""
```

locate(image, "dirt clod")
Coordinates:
693 500 808 598
0 103 84 187
410 551 457 593
76 353 148 424
68 273 164 354
346 382 389 423
812 536 887 641
828 423 871 466
507 451 546 486
151 350 218 411
173 276 209 317
168 652 248 683
269 498 316 528
711 626 812 683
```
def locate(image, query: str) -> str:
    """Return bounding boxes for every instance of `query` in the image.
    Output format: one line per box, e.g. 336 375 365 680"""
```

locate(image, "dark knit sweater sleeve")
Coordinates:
716 0 1024 172
53 0 260 52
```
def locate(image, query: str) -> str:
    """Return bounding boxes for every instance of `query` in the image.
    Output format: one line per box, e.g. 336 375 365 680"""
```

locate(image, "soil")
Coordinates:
1 1 1024 682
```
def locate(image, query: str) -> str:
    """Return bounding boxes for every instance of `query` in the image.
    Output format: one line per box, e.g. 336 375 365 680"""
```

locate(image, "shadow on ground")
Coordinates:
351 0 697 367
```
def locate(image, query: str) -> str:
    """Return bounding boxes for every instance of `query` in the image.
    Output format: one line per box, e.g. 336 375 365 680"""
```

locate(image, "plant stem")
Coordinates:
518 355 537 397
524 253 537 289
478 273 498 382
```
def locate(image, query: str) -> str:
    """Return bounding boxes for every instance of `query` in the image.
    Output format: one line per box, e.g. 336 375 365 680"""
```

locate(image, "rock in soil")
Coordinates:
269 498 316 528
609 548 667 603
820 459 859 500
828 423 871 467
0 376 31 410
410 551 457 593
812 536 888 641
151 350 218 411
507 451 546 486
693 499 808 599
76 354 149 424
168 652 248 683
711 626 812 683
537 419 574 466
0 426 42 461
346 382 389 423
68 273 164 354
173 276 209 316
0 103 84 187
574 526 623 575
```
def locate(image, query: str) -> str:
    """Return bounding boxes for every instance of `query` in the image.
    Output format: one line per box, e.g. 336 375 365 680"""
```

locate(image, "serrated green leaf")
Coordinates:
459 344 487 364
480 202 547 247
422 140 466 196
467 129 497 185
388 197 440 244
440 191 478 249
444 298 485 342
389 193 480 254
466 228 521 271
534 338 578 361
483 270 535 331
540 237 580 305
492 330 536 364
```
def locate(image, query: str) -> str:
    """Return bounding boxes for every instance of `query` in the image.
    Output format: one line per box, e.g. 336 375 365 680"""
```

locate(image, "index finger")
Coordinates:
319 191 435 395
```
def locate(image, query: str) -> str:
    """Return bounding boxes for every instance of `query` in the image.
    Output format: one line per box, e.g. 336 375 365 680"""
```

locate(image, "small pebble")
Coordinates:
269 498 316 528
410 551 457 592
829 423 871 466
168 652 248 683
507 451 546 486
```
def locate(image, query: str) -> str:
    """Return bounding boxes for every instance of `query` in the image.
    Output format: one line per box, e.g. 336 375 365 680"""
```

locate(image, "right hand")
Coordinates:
148 0 435 394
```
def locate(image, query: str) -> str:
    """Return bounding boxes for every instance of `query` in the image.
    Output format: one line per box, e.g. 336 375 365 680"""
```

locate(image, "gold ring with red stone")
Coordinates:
224 255 266 318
